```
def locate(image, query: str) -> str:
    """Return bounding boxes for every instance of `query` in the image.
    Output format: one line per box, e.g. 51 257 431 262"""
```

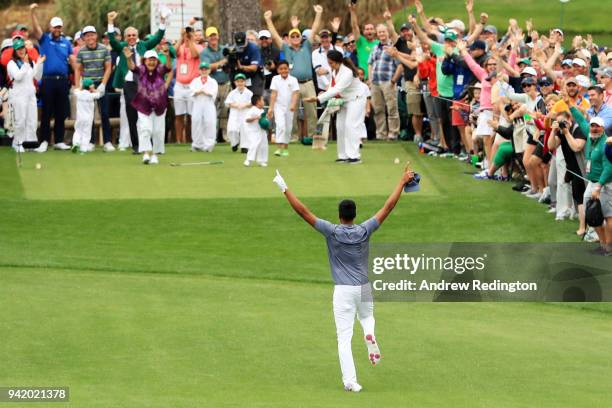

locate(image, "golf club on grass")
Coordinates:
169 160 224 167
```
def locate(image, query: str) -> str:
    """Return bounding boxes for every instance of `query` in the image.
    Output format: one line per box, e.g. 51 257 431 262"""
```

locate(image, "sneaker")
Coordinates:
365 334 381 365
344 383 362 393
526 191 542 200
34 141 48 153
54 142 71 150
547 206 557 214
521 189 535 196
243 159 250 167
584 229 600 243
555 209 571 221
103 142 116 152
191 146 203 152
142 153 150 164
414 135 423 144
150 154 159 165
281 149 289 157
232 144 239 152
539 187 551 203
259 162 268 167
473 170 491 180
335 158 348 163
118 146 127 152
274 149 282 156
348 158 362 164
427 151 438 157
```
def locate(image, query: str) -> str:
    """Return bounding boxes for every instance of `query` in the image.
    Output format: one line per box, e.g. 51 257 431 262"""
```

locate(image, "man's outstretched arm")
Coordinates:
374 167 414 225
273 170 317 227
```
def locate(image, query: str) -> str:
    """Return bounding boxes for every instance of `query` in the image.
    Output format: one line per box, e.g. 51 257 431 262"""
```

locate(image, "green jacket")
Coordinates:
570 106 612 185
109 27 165 89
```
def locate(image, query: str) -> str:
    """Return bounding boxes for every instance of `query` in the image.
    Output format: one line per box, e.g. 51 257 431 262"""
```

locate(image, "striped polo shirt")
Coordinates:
77 43 110 83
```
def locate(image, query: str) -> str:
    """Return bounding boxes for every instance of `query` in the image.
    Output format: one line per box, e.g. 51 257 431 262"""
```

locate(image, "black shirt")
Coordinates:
394 37 416 81
558 124 586 175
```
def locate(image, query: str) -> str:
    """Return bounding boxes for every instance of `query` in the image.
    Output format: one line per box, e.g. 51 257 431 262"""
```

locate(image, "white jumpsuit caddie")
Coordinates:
224 87 253 148
7 58 43 149
243 106 268 165
270 73 300 145
190 75 218 152
73 89 102 150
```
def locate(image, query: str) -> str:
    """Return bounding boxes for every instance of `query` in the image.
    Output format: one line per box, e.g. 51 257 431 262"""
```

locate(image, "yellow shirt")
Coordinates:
552 97 590 114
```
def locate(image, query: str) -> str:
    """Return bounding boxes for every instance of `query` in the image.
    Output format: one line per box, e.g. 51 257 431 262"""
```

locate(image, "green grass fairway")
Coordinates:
1 142 611 407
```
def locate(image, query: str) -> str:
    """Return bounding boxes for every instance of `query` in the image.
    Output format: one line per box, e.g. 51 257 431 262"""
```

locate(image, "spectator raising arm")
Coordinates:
385 46 418 69
409 14 433 47
29 3 43 40
263 11 283 49
383 9 399 43
466 0 476 35
349 2 361 41
310 5 324 43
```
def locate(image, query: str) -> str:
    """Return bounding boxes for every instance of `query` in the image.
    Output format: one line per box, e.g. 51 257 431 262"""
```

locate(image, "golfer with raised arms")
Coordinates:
273 167 414 392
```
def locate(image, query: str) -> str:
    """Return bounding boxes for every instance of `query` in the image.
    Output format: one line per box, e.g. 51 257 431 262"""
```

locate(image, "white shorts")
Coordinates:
173 82 193 116
475 110 494 137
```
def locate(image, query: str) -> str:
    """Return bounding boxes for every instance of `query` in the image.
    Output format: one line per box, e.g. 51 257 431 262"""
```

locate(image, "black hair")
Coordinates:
338 199 356 221
327 49 359 77
277 59 289 68
251 94 262 105
588 85 603 95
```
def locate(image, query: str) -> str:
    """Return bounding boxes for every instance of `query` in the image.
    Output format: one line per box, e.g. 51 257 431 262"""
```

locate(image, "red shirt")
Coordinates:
1 47 39 67
418 56 437 97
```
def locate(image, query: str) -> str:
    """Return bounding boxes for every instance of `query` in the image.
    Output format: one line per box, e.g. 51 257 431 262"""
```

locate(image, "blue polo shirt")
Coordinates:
238 42 263 71
39 32 72 76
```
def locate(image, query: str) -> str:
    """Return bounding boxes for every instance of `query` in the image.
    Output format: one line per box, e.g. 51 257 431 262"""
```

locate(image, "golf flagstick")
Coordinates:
169 160 224 167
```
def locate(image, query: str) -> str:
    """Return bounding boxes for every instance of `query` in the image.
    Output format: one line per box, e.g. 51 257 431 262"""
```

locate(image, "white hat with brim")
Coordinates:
258 30 271 39
521 67 537 76
50 17 63 27
575 74 590 88
589 117 605 127
143 50 158 60
82 25 96 35
572 58 586 67
1 39 13 51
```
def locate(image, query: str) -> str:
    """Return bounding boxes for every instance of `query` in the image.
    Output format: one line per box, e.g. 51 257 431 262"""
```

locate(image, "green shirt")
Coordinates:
571 106 612 185
430 42 454 98
282 40 314 81
200 46 229 84
356 35 379 80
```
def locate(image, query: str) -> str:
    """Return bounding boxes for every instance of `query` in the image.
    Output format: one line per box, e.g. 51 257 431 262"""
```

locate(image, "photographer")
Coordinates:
174 25 204 144
200 26 230 142
258 29 280 99
548 110 587 235
228 32 264 96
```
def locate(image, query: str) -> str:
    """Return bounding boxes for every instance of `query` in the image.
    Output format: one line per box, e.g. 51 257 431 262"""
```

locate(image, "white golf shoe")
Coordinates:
34 141 48 153
365 334 381 365
54 142 71 150
142 153 150 164
243 159 251 167
150 154 159 165
344 383 362 393
103 142 116 152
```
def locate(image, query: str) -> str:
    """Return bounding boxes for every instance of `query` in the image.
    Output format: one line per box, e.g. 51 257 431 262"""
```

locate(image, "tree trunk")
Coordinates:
218 0 262 43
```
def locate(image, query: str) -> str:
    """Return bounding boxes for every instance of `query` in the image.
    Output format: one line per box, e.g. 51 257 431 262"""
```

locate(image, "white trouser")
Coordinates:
274 106 294 145
73 112 94 147
228 131 240 148
554 148 573 216
191 99 217 151
333 284 375 386
246 130 268 163
137 111 166 154
355 97 368 140
118 92 131 148
9 93 37 146
336 98 363 160
548 155 557 203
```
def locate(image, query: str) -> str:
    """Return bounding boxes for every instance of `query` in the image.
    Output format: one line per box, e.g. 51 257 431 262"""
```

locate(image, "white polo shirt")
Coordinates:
270 74 300 108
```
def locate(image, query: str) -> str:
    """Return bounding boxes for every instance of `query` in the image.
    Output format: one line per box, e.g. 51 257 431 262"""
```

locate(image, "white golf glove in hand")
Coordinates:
96 83 106 96
273 170 288 193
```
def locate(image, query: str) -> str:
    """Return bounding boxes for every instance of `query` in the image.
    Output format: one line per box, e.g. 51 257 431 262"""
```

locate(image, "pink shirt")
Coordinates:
176 43 204 84
464 52 493 111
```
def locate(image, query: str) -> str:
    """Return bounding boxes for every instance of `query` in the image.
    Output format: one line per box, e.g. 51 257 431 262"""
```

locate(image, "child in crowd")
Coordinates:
268 60 299 157
243 94 268 167
72 78 102 153
190 62 218 152
225 73 253 152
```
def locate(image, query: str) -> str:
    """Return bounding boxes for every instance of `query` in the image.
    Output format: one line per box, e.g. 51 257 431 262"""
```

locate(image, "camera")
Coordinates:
558 120 567 130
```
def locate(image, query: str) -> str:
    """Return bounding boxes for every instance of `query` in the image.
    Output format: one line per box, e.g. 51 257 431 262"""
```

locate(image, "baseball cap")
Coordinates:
50 17 63 27
561 59 573 67
82 26 96 35
318 29 330 37
590 117 605 127
143 50 158 59
302 29 311 39
258 29 271 39
521 77 537 86
199 61 210 69
444 30 457 41
288 28 301 37
82 78 94 89
400 23 413 31
469 40 486 51
565 77 577 85
572 58 586 67
1 39 13 51
483 25 497 34
342 36 353 45
74 31 82 41
234 73 247 81
447 19 465 33
234 31 247 47
575 74 590 88
11 31 23 40
538 76 553 86
521 67 537 77
471 82 482 89
594 67 612 78
12 39 25 50
205 27 219 37
16 24 28 31
518 58 531 66
551 28 564 37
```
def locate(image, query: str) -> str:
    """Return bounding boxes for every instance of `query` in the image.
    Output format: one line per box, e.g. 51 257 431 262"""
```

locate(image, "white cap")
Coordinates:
572 58 586 67
258 30 271 39
82 25 96 35
143 50 158 59
50 17 63 27
74 31 82 40
302 29 311 39
521 67 537 77
1 39 13 50
590 117 604 127
575 74 590 88
552 28 564 36
447 19 466 33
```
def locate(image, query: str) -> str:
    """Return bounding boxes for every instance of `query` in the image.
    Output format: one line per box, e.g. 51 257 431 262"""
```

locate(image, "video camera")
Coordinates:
222 32 248 73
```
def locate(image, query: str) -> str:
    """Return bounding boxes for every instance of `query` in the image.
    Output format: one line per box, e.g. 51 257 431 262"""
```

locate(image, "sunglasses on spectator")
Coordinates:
522 84 534 88
486 63 497 66
290 35 301 39
590 124 603 128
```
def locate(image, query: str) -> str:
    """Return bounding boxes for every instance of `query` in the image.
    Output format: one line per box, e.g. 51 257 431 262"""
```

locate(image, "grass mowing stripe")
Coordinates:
0 148 24 199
